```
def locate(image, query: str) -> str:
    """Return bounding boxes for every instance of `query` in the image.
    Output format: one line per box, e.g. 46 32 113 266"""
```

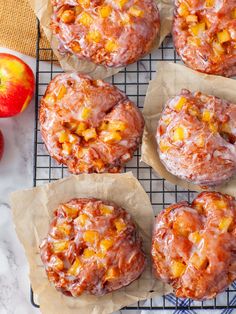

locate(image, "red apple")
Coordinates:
0 130 4 160
0 53 35 117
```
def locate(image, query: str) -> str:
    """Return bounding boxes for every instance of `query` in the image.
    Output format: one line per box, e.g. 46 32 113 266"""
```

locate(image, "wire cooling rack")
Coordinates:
31 19 236 311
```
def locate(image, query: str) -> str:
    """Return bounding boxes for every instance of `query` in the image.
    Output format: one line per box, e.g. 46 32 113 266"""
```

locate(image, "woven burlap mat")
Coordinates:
0 0 50 57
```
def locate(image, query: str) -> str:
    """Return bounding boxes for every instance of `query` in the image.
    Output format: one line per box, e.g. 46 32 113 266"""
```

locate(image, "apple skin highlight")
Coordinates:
0 53 35 118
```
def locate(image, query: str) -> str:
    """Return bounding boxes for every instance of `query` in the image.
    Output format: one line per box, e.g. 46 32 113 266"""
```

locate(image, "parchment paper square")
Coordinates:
141 61 236 196
11 172 171 314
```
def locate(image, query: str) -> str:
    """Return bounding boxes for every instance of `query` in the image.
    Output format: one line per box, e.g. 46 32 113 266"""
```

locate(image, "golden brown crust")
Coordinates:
40 73 144 174
152 191 236 300
156 89 236 186
173 0 236 77
40 198 146 296
50 0 160 67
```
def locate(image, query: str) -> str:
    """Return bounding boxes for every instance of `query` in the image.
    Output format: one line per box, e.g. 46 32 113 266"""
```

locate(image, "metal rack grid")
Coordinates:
32 19 236 311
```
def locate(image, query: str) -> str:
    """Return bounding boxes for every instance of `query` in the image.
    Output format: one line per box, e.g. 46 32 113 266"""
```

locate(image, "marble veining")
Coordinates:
0 48 39 314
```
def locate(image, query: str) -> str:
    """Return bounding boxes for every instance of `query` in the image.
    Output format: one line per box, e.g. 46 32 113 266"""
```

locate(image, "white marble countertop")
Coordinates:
0 47 40 314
